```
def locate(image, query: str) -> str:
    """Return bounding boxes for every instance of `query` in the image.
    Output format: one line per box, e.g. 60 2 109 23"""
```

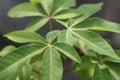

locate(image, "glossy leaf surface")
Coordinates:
72 30 119 60
0 44 45 79
8 3 44 18
41 48 63 80
25 17 49 31
54 43 81 63
70 3 103 27
4 30 46 43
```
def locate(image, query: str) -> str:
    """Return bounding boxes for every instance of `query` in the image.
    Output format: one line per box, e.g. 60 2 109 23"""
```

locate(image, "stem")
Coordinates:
32 69 40 75
48 20 53 31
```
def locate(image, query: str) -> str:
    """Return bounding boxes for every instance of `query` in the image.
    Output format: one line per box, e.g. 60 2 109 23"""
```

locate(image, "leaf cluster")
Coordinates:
0 0 120 80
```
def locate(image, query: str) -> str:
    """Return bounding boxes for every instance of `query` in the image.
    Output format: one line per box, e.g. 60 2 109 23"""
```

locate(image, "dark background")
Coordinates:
0 0 120 80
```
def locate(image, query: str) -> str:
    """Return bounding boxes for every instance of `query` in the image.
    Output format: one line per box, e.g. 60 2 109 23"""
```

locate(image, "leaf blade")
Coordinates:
25 17 49 31
8 2 44 18
46 30 60 42
70 3 103 27
53 9 82 19
19 64 32 80
57 30 74 46
52 0 76 15
72 30 119 60
4 30 46 43
93 65 112 80
41 47 63 80
54 43 81 63
76 17 120 33
40 0 54 15
0 44 46 79
105 62 120 80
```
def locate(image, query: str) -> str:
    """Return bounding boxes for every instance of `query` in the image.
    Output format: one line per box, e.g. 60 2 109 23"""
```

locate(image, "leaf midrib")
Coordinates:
53 45 79 63
71 31 118 59
0 47 46 74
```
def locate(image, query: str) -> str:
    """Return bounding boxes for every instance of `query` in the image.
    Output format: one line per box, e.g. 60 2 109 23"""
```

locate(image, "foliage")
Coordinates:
0 0 120 80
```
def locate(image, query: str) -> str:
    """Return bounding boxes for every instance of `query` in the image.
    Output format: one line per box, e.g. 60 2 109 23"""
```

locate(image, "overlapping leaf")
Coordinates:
75 18 120 33
25 17 49 31
53 9 82 19
105 62 120 80
54 43 81 63
41 48 63 80
40 0 54 15
7 0 82 31
0 44 46 79
73 56 94 71
71 30 119 60
57 30 74 46
46 30 60 42
93 65 112 80
70 3 103 27
52 0 76 15
19 64 32 80
0 45 16 57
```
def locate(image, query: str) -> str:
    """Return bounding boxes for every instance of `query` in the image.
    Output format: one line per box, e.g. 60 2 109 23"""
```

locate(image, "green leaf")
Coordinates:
46 30 60 42
70 3 103 27
19 64 32 80
40 0 54 15
55 19 68 28
102 49 120 63
76 17 120 33
73 56 94 71
53 9 82 19
0 44 46 80
30 0 39 4
4 30 46 43
8 3 44 18
25 17 49 31
105 62 120 80
41 47 63 80
93 65 112 80
72 30 119 60
53 0 76 15
73 65 95 80
0 45 16 57
73 38 88 53
54 43 81 63
57 30 74 46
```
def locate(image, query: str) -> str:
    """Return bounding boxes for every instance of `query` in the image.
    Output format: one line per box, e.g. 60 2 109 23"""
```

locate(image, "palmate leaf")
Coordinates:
76 17 120 33
46 30 60 42
4 30 46 43
57 30 74 46
25 17 49 31
71 30 119 60
40 0 54 15
41 47 63 80
70 3 103 27
53 0 76 15
54 43 81 63
105 62 120 80
0 44 46 80
8 3 44 18
93 65 113 80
